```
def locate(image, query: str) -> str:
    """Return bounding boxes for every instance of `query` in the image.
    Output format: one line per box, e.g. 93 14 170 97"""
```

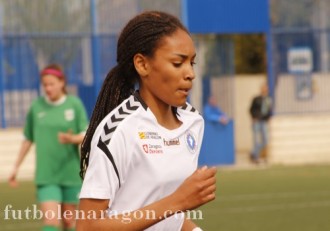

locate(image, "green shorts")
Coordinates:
36 185 81 204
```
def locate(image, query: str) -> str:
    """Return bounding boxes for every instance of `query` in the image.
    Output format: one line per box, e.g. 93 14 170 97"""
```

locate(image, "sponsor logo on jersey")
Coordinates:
142 144 148 153
64 109 74 121
163 138 180 146
185 131 197 153
37 112 46 118
142 144 163 154
138 132 161 140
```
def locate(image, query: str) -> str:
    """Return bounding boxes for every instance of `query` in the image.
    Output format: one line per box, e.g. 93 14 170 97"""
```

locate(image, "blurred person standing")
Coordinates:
203 95 229 125
249 83 272 163
8 64 89 231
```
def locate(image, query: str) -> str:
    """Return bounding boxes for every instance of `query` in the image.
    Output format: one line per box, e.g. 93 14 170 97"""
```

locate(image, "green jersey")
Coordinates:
24 95 88 186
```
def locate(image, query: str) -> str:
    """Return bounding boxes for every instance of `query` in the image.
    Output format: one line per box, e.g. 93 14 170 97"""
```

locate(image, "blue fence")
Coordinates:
270 0 330 114
0 0 183 128
0 34 119 127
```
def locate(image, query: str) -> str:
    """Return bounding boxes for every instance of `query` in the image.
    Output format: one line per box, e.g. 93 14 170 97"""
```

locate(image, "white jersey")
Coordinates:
80 92 204 231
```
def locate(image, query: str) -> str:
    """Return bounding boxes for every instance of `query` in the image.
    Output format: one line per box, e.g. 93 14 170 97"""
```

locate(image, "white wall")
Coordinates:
270 114 330 164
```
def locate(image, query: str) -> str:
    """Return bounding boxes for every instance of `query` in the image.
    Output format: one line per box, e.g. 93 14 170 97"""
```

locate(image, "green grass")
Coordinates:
1 181 41 230
1 165 330 231
195 164 330 231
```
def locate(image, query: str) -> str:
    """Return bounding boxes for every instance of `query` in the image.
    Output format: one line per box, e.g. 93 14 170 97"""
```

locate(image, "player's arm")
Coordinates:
60 98 89 145
8 139 33 187
77 166 216 231
58 130 85 144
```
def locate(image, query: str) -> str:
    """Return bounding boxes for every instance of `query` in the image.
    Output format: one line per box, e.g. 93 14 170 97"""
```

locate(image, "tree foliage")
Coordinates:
233 34 266 74
202 34 266 76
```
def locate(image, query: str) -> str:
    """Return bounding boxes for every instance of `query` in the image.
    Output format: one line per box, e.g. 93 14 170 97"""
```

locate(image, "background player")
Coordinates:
8 64 89 231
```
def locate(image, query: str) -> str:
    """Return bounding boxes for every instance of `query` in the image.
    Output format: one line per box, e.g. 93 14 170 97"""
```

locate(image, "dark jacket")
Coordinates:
249 96 272 121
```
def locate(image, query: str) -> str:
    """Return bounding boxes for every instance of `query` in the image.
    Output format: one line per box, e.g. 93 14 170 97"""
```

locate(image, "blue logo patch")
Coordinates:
185 131 197 153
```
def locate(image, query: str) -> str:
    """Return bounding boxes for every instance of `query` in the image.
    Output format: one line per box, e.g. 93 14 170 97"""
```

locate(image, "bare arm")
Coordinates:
58 130 85 145
77 167 217 231
8 139 33 187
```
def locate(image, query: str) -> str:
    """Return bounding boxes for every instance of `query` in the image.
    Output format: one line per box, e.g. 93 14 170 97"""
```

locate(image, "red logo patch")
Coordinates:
142 144 148 153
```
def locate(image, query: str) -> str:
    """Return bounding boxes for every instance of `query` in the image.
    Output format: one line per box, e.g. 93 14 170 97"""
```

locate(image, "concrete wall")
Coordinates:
270 114 330 164
0 129 35 181
275 73 330 113
233 74 330 164
234 75 266 153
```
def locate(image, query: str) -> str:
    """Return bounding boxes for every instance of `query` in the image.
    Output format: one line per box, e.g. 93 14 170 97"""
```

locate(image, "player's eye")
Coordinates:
173 63 182 68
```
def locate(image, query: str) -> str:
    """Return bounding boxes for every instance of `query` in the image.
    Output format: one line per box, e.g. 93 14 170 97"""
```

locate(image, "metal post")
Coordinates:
319 0 329 72
180 0 189 28
266 0 275 102
90 0 101 98
0 4 6 128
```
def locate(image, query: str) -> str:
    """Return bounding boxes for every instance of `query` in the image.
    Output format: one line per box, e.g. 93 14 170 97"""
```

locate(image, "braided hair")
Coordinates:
80 11 188 178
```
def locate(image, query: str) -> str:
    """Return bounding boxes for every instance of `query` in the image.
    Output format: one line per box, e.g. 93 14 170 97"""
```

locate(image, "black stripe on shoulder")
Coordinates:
181 103 188 110
111 114 125 123
125 100 139 111
97 138 121 187
104 123 116 136
118 107 130 115
100 95 141 143
180 103 199 114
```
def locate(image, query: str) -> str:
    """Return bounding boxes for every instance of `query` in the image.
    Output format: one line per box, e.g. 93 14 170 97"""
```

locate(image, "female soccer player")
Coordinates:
8 64 89 231
78 11 217 231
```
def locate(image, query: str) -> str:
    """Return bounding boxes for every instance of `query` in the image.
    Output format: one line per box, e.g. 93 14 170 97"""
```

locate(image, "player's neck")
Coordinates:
153 106 182 130
45 94 67 106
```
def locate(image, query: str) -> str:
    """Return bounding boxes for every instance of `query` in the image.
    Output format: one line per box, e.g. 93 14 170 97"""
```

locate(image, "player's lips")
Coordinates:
178 87 191 96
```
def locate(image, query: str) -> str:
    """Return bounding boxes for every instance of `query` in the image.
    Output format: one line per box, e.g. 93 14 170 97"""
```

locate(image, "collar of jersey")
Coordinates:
133 91 148 110
133 91 178 115
133 91 187 137
45 95 67 106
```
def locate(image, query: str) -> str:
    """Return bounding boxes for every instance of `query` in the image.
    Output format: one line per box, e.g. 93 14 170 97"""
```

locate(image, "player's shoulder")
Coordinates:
66 95 83 105
94 94 144 145
29 97 45 108
178 102 203 120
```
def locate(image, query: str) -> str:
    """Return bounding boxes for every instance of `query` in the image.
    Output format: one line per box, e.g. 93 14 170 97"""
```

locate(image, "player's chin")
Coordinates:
170 92 189 107
46 93 55 101
172 97 187 107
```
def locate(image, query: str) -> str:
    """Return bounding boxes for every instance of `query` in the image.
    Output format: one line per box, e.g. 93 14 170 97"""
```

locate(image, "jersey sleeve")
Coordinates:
79 127 129 202
23 105 34 142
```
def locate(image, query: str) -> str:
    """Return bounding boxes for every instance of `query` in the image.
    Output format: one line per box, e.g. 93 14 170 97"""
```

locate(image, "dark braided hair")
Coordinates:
80 11 188 178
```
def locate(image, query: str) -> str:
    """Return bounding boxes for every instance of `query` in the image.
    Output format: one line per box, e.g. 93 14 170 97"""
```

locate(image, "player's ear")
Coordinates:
134 53 149 78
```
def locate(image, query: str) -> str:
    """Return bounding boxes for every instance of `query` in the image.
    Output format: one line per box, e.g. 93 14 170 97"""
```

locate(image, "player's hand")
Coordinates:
8 169 18 188
172 166 217 211
58 129 73 144
219 116 229 125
